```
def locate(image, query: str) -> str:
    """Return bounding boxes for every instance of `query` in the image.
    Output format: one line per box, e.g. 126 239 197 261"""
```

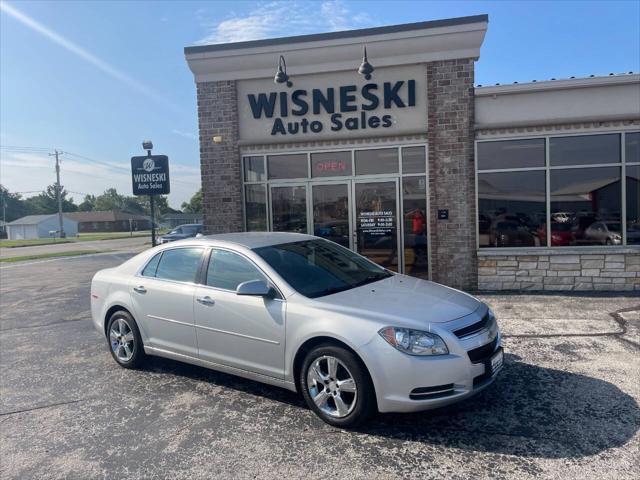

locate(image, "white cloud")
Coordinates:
0 152 200 209
0 1 182 113
172 129 198 140
196 0 374 44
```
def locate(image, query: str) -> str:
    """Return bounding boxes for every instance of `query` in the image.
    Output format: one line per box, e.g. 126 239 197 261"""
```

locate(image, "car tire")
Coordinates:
605 238 612 245
300 344 376 428
106 311 146 369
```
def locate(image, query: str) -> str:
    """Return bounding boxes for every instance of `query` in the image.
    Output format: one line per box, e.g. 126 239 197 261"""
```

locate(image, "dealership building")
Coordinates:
184 14 640 291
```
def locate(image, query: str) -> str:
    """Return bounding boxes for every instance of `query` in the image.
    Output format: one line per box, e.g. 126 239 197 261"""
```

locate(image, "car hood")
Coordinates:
311 274 481 325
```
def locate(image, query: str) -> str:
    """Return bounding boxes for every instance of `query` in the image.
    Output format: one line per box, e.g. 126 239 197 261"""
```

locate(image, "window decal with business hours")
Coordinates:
359 210 395 236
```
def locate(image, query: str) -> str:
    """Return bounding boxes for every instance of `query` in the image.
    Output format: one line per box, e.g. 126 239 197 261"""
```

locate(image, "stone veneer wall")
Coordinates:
427 59 477 291
196 80 243 234
478 250 640 291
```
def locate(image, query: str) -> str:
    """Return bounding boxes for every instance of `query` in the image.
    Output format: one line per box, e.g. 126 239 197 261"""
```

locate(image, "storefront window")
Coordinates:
271 186 307 233
477 133 639 248
267 153 308 179
478 171 546 247
355 148 399 175
402 176 428 278
477 138 545 170
550 167 621 246
245 184 267 231
243 156 265 182
311 151 352 177
402 146 426 174
550 134 620 166
626 132 640 163
626 165 640 245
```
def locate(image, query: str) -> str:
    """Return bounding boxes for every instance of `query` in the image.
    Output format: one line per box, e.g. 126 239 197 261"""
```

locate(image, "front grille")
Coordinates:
467 336 498 363
453 312 490 338
409 383 455 400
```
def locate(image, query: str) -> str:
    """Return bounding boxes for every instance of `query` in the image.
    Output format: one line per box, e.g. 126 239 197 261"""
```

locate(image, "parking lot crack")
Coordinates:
502 306 639 349
0 398 86 417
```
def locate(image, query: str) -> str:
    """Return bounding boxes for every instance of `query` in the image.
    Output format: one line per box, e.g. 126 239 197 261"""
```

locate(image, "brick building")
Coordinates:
185 14 640 291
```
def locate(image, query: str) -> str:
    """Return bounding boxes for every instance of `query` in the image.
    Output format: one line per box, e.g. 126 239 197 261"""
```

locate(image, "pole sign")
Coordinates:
131 155 170 195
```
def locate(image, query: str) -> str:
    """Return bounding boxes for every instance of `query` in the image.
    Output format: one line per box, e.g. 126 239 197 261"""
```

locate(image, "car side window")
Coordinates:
141 252 162 277
154 248 204 283
206 249 269 291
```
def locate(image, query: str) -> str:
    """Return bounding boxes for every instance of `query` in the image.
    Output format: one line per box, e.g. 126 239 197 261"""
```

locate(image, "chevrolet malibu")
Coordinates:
91 232 502 427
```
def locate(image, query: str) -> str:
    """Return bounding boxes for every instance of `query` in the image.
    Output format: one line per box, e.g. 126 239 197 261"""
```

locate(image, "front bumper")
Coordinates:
358 332 503 413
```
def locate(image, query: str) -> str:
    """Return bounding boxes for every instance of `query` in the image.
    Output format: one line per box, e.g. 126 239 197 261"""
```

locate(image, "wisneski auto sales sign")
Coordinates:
238 64 427 143
131 155 170 195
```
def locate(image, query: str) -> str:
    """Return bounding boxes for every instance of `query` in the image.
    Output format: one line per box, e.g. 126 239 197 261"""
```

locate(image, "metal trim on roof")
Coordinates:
184 14 489 55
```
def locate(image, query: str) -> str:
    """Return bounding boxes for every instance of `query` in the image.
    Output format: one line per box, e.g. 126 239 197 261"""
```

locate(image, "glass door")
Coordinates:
353 179 400 271
311 182 352 249
270 184 308 233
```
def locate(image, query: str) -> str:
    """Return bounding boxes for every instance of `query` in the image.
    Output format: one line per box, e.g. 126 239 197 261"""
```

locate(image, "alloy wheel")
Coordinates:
109 318 135 362
306 355 358 418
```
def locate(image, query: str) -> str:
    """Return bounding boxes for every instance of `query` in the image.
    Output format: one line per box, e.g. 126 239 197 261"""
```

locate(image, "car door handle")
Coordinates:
196 296 215 306
133 286 147 294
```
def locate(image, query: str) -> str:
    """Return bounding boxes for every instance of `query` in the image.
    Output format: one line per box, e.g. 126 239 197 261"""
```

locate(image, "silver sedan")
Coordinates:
91 232 502 427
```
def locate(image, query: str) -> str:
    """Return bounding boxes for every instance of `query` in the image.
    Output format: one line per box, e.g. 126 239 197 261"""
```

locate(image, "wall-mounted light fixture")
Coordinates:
358 46 374 80
274 55 292 87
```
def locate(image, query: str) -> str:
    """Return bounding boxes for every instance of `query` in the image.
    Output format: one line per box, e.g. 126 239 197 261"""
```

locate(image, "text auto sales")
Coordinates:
247 80 416 136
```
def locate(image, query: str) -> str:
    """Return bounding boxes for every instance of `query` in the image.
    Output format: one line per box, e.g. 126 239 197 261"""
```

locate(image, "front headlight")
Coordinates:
378 327 449 356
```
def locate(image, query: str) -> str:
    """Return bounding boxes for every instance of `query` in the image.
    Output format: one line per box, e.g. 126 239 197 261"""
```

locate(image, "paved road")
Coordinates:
0 236 149 259
0 253 639 479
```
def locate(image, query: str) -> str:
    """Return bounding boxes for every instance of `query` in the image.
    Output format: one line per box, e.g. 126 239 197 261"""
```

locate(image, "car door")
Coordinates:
194 248 285 379
129 247 204 358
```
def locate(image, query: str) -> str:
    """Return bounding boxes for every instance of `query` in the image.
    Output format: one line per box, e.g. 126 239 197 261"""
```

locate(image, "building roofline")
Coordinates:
184 14 488 55
475 73 640 96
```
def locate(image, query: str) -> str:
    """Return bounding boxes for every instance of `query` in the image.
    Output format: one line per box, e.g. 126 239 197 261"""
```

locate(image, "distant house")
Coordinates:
65 210 151 233
6 214 78 240
162 212 203 228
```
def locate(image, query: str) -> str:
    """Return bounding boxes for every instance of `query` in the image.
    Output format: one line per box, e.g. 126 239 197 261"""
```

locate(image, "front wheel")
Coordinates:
106 311 146 369
300 345 376 428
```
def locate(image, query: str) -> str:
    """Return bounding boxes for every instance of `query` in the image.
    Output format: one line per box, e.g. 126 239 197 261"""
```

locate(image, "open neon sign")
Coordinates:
316 161 347 172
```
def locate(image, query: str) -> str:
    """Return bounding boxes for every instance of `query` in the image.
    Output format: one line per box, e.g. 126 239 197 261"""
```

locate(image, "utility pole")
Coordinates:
49 150 65 238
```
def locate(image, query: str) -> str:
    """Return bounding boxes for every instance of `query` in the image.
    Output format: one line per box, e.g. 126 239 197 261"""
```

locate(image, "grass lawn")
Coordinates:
0 230 166 248
0 250 104 263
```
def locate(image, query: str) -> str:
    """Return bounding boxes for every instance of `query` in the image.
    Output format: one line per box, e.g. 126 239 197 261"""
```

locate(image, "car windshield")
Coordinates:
254 239 393 298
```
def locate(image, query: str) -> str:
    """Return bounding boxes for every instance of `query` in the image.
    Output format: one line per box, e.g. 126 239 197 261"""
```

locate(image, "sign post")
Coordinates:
131 149 170 247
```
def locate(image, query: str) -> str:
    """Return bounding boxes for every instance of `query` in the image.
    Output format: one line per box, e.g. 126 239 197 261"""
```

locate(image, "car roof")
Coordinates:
195 232 317 249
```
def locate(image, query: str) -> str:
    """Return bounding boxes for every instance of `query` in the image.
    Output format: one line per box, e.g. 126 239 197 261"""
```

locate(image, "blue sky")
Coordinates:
1 0 638 208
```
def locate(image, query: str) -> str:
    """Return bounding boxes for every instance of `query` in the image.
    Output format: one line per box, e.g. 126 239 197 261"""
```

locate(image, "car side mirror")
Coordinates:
236 280 272 297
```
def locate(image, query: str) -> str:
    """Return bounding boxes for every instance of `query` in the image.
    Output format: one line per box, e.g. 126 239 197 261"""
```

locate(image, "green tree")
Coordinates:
0 185 32 222
181 189 203 213
78 194 96 212
94 188 127 211
23 184 77 214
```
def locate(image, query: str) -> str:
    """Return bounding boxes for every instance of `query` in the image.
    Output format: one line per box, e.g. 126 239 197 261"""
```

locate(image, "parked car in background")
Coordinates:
537 222 574 246
158 223 203 244
91 233 503 427
584 221 623 245
490 220 536 247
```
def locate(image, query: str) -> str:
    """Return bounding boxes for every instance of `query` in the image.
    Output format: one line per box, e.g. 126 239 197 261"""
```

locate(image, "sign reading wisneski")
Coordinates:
238 64 427 143
131 155 170 195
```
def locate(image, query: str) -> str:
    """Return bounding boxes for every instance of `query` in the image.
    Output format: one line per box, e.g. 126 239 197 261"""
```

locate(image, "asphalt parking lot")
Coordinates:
0 252 638 479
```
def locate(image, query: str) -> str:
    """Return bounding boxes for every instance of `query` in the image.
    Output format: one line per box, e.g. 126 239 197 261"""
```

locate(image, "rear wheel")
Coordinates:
300 345 376 428
106 311 145 369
